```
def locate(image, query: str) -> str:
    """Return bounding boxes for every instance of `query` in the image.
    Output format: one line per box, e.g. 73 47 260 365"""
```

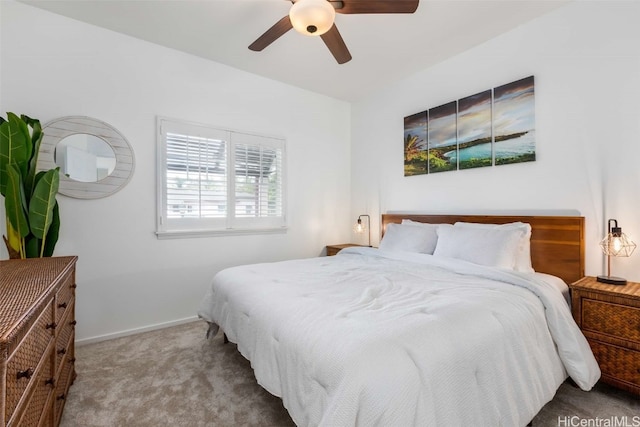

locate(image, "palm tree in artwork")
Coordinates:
404 134 425 161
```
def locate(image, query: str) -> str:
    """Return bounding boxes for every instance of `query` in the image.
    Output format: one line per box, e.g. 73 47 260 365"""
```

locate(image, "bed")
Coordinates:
198 214 600 426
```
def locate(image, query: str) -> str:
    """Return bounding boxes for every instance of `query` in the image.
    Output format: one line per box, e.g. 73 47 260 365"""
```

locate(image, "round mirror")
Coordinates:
54 134 117 182
38 116 135 199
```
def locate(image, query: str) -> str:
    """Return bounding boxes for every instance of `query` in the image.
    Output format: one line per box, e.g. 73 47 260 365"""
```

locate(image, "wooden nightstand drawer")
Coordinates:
589 340 640 389
582 299 640 342
570 276 640 394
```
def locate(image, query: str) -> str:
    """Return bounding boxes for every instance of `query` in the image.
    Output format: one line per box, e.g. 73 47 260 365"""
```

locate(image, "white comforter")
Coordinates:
198 247 600 427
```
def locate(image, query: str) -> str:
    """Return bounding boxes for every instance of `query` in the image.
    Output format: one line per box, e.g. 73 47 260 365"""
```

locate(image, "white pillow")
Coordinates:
401 219 444 228
379 223 439 254
401 220 454 242
433 225 523 269
454 222 534 273
401 219 453 230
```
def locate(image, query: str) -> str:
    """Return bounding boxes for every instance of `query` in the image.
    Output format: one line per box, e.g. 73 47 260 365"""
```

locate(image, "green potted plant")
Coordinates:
0 113 60 259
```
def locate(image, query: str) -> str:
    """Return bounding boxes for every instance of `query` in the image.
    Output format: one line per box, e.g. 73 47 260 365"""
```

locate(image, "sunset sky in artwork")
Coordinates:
403 111 427 151
458 90 492 145
428 101 456 149
494 76 535 137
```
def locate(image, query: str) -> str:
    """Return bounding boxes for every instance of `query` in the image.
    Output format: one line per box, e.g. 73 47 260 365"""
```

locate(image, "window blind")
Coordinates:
232 133 283 221
165 132 227 219
157 118 286 236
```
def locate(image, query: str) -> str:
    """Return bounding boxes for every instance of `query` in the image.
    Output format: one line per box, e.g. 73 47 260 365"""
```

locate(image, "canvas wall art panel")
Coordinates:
428 101 457 173
493 76 536 165
457 90 492 170
403 111 428 176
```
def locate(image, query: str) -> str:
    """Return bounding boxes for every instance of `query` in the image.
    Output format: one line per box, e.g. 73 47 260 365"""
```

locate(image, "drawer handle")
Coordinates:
70 284 77 289
56 394 65 401
17 367 34 380
57 348 67 355
46 322 57 330
58 302 68 309
70 320 77 326
70 357 76 363
45 378 55 387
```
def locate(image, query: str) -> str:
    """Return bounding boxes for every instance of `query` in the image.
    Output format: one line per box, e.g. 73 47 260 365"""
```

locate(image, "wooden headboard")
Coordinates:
381 214 585 284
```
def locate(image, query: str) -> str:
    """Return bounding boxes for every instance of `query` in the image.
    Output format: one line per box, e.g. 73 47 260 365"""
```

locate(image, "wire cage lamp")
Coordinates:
597 218 636 285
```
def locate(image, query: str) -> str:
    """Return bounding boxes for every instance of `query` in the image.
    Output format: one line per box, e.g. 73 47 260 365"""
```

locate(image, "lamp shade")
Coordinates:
353 218 366 234
599 226 636 257
353 214 371 247
289 0 335 36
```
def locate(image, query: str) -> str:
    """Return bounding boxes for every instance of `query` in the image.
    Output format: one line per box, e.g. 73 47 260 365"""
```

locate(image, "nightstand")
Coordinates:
569 276 640 395
326 244 365 256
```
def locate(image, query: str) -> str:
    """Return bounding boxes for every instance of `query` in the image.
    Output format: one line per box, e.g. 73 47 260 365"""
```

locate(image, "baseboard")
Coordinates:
76 316 200 346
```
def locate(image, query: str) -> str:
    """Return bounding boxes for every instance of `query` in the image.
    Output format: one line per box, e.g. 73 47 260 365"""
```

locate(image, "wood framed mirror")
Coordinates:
38 116 135 199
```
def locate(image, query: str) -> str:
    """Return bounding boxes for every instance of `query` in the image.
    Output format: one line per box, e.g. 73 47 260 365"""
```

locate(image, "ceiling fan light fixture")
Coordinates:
289 0 336 36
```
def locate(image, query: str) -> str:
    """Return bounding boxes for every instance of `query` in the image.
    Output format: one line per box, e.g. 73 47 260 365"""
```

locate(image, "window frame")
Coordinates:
156 117 287 239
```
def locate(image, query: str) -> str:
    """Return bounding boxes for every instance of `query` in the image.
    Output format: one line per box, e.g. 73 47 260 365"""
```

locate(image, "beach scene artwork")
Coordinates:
493 76 536 165
428 101 457 173
403 111 428 176
403 75 535 176
455 90 492 169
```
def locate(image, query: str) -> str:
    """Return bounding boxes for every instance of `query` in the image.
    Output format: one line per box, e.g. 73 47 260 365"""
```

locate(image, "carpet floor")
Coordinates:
60 321 638 427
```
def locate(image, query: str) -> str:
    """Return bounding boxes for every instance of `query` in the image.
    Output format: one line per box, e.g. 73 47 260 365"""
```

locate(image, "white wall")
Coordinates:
0 1 352 342
4 0 640 342
351 1 640 281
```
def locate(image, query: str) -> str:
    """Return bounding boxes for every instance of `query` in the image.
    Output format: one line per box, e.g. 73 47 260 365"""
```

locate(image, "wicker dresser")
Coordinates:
0 256 78 426
570 276 640 395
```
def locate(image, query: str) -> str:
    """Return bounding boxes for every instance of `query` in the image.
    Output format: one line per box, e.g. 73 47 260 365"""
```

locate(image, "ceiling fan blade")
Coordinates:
332 0 419 14
320 24 352 64
249 15 293 51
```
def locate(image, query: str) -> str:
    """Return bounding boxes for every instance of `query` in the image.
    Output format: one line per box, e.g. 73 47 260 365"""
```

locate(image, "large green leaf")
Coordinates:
0 113 32 196
0 113 31 195
14 113 32 170
42 202 60 257
5 164 29 238
21 115 42 149
28 168 59 243
4 221 23 258
25 235 40 258
24 116 43 197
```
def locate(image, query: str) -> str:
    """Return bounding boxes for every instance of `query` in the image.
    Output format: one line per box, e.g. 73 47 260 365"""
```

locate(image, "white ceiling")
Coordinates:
20 0 570 102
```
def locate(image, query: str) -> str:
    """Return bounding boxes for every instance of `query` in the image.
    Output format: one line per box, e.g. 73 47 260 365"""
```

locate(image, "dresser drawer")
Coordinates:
54 272 75 325
53 352 75 426
10 350 54 427
5 303 54 423
589 340 640 389
55 301 76 376
582 299 640 342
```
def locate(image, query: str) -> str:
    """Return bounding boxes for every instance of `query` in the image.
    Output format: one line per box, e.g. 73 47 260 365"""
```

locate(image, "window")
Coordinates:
157 118 286 237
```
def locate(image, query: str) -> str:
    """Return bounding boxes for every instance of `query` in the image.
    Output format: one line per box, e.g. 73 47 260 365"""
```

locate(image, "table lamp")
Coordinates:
597 218 636 285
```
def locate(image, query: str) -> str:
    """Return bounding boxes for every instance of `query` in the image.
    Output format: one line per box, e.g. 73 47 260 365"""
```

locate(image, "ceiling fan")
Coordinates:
249 0 419 64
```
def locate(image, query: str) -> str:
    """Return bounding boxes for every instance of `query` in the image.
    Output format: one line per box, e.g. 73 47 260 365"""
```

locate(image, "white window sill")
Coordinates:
155 227 288 240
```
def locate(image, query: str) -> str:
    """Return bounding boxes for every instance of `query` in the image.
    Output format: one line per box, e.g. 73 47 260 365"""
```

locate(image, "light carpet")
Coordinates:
60 321 639 427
